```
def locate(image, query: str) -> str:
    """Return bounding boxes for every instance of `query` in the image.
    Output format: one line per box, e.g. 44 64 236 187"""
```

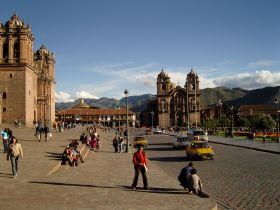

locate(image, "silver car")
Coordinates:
187 128 208 142
172 135 191 149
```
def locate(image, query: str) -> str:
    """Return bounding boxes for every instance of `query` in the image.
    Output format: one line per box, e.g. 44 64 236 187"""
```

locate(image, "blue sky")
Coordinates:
1 0 280 102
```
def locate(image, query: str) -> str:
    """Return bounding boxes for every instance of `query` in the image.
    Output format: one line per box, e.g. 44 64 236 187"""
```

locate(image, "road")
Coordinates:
144 134 280 210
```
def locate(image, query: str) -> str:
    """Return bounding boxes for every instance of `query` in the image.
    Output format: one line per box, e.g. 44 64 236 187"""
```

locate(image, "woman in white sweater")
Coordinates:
7 137 23 178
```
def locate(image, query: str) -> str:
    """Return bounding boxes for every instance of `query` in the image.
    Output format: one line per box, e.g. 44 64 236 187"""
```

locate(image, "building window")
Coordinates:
14 42 20 59
162 84 166 91
10 74 12 78
192 84 195 90
3 43 8 59
3 107 6 112
3 92 7 99
29 90 30 95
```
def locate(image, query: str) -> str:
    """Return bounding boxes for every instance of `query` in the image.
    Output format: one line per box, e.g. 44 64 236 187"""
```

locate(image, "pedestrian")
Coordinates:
44 123 50 142
178 162 193 191
118 137 123 153
188 168 209 198
113 136 118 152
1 128 9 153
7 137 23 178
131 145 149 190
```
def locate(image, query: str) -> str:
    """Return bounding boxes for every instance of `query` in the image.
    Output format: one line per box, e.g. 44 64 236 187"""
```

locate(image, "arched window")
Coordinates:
162 84 166 91
3 43 8 59
192 84 195 90
14 42 20 59
3 92 7 99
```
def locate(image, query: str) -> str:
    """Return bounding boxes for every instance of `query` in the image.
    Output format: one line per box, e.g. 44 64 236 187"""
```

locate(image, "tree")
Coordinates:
249 114 276 130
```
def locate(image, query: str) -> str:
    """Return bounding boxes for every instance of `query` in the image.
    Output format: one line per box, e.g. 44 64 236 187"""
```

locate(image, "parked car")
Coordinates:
186 140 214 160
153 128 166 134
146 128 153 135
172 135 191 149
187 128 208 142
133 136 148 148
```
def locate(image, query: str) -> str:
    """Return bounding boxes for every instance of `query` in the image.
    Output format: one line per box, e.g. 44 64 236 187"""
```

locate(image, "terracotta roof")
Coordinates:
238 104 277 116
57 108 135 115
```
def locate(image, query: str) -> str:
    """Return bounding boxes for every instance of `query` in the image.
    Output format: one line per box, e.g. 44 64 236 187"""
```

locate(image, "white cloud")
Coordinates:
75 90 99 99
248 60 279 67
55 91 75 103
213 70 280 89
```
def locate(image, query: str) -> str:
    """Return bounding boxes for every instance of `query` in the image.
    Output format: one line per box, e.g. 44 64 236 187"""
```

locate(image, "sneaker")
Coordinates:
144 187 150 190
130 186 137 190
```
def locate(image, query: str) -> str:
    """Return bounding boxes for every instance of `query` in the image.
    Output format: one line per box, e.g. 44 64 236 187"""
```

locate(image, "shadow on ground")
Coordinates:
149 156 186 162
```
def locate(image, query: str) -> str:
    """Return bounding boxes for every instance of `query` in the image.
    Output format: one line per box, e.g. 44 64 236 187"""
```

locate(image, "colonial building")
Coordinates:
56 99 136 127
155 69 201 128
0 14 55 126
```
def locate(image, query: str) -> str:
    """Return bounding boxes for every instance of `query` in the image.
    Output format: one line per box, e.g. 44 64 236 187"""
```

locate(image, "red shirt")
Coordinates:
133 150 147 169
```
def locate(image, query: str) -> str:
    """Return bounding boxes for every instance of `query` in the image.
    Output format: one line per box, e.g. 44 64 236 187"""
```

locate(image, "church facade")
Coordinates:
0 14 55 127
156 69 201 128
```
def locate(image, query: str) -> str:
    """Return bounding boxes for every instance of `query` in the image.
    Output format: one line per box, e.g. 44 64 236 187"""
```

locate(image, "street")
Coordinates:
145 134 280 210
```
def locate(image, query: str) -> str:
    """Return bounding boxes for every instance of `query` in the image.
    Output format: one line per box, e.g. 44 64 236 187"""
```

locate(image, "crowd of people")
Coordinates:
61 140 84 166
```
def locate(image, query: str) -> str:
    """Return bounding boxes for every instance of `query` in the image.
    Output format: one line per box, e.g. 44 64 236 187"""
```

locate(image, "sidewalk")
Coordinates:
208 136 280 154
0 125 217 210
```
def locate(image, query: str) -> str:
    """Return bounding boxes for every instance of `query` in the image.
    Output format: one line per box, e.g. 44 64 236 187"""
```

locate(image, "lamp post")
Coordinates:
162 101 165 128
118 106 121 137
201 110 204 129
9 107 12 125
124 89 130 153
274 97 279 142
0 92 2 125
218 99 223 130
230 106 234 138
151 110 154 128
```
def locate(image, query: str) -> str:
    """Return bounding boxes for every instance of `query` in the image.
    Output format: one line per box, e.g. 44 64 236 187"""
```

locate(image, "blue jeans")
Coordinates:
10 155 19 176
3 140 8 153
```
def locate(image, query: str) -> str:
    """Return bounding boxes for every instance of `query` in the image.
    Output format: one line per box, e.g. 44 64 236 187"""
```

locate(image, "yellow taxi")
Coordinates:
133 136 148 148
186 140 214 160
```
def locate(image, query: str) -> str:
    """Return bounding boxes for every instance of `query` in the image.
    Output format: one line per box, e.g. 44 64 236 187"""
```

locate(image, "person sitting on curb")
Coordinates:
188 168 209 198
178 162 193 191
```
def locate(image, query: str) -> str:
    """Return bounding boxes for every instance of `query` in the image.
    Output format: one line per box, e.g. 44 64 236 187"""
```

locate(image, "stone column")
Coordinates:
19 33 27 63
0 38 3 64
8 34 13 64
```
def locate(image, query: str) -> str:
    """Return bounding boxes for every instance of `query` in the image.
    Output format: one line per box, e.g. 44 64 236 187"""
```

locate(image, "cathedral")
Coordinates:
156 69 201 128
0 14 55 127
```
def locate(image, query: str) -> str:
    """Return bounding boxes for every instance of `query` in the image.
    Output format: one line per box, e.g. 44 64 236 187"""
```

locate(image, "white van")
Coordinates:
187 128 208 142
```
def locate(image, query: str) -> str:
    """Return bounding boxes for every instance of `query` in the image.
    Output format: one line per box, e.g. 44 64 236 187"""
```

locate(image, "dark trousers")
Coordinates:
132 166 148 188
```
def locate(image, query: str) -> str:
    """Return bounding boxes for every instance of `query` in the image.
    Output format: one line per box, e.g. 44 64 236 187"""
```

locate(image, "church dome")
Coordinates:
158 69 169 78
5 14 24 28
74 99 90 108
188 68 197 76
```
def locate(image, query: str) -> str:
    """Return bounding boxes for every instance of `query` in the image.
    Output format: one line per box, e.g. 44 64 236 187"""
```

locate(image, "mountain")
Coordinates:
200 87 248 107
55 87 280 112
55 94 156 113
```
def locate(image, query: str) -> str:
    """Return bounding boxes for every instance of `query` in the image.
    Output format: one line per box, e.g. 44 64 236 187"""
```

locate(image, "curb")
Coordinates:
208 140 280 155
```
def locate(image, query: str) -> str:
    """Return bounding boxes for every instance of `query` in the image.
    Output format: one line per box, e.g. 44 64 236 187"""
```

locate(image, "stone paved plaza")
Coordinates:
0 125 216 210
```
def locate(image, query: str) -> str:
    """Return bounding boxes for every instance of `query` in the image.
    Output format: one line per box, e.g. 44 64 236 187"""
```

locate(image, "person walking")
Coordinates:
44 123 50 142
1 128 9 153
7 137 23 178
131 145 149 190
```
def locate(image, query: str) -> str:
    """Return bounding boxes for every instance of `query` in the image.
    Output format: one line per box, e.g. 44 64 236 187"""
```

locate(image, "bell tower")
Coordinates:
156 69 171 128
185 69 200 127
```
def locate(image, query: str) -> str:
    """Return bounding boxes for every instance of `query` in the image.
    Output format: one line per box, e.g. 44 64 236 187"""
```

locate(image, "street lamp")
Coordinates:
118 106 121 137
9 107 12 125
274 97 279 142
151 110 154 128
124 89 130 153
230 106 234 138
218 99 223 129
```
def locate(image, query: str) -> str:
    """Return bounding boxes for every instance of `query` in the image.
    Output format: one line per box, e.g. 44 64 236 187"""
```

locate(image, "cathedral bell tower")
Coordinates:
156 69 171 128
185 69 200 127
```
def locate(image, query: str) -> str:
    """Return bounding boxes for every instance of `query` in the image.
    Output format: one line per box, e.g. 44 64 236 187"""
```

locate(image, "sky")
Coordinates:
1 0 280 102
